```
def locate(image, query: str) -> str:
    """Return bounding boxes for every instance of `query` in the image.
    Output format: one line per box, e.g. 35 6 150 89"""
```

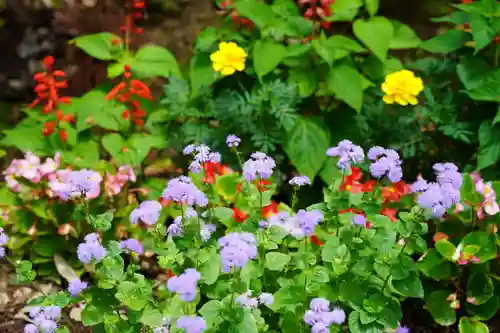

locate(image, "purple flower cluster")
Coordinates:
396 325 410 333
304 298 346 333
289 176 311 187
120 238 143 255
268 210 323 238
226 134 241 148
176 316 206 333
130 200 162 225
24 306 61 333
242 152 276 181
162 176 208 207
200 224 216 242
367 146 403 182
0 228 8 258
413 162 462 218
59 169 102 200
352 214 367 227
77 233 106 264
183 144 221 173
218 232 258 272
67 279 88 297
326 140 365 170
236 290 274 308
167 268 201 302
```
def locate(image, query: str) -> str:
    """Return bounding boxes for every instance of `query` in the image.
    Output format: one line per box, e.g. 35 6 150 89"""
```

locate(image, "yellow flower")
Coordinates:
210 42 247 76
381 70 424 106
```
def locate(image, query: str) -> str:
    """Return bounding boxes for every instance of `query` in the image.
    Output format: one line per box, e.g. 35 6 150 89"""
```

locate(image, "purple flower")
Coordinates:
0 228 8 258
120 238 143 255
236 291 259 308
167 268 201 302
352 214 366 227
130 200 162 225
396 326 410 333
218 232 258 272
242 152 276 181
433 162 462 190
201 224 216 242
258 292 274 306
368 147 403 182
175 316 206 333
25 306 61 333
60 169 102 200
326 140 365 170
68 279 88 296
310 298 330 312
417 182 459 218
289 176 311 187
296 210 323 236
77 233 106 264
154 327 169 333
305 298 345 330
168 216 184 236
411 176 428 193
226 134 241 148
162 177 208 207
183 144 221 173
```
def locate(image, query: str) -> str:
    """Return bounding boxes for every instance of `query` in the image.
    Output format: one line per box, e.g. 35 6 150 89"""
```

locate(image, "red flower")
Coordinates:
58 129 68 143
381 181 411 203
299 0 335 30
167 269 176 278
237 179 272 193
339 207 364 215
311 235 324 246
381 207 397 222
105 65 152 128
262 201 278 218
340 167 375 193
232 208 248 223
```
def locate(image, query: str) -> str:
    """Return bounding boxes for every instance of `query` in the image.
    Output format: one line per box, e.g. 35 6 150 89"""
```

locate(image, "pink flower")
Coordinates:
475 180 500 217
117 165 136 182
105 174 123 196
40 153 60 176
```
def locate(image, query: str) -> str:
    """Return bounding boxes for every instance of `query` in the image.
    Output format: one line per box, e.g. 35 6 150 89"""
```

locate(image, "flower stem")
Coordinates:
291 188 298 211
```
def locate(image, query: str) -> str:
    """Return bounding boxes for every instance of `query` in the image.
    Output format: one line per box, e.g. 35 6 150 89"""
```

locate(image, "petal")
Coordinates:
383 95 395 104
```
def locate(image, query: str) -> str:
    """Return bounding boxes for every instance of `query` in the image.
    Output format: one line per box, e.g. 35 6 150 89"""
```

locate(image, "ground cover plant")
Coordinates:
1 0 500 332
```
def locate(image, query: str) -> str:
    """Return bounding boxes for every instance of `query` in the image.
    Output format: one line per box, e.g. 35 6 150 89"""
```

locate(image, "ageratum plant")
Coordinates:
7 132 497 333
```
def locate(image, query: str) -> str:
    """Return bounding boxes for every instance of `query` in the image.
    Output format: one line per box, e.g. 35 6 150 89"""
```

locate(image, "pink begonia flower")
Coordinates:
14 152 42 182
104 174 122 196
5 174 20 192
40 152 60 176
117 165 136 182
475 180 500 217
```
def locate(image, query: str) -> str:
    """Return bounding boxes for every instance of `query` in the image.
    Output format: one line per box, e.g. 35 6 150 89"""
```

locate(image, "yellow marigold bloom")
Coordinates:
210 42 247 76
381 70 424 106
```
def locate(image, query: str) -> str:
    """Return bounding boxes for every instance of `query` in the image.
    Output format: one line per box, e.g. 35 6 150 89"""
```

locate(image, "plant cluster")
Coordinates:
1 1 500 333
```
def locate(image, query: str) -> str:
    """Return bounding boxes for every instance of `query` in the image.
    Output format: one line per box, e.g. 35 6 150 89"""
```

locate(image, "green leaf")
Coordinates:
467 273 494 305
327 62 363 112
478 121 500 169
199 249 220 285
234 1 277 29
312 38 350 66
470 14 495 52
265 252 291 271
363 293 386 313
238 309 258 333
435 239 457 261
459 317 489 333
102 133 125 157
457 56 490 91
466 295 499 321
462 231 497 262
252 40 287 79
115 280 152 311
88 211 114 231
71 32 120 60
288 67 318 97
364 0 379 16
421 30 470 53
392 273 424 298
390 21 421 49
199 300 224 328
331 0 363 22
284 116 330 180
426 290 457 326
416 249 452 280
132 45 181 78
195 27 218 52
140 305 164 327
190 52 217 97
213 207 234 224
81 304 105 326
353 16 394 60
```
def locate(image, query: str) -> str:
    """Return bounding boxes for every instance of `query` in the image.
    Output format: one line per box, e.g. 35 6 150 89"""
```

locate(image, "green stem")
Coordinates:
381 273 391 293
291 188 298 211
303 238 310 305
